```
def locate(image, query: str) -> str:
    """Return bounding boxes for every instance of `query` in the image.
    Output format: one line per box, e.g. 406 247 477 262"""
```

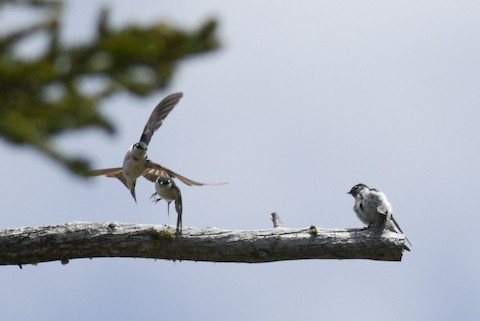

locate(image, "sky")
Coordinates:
1 0 480 320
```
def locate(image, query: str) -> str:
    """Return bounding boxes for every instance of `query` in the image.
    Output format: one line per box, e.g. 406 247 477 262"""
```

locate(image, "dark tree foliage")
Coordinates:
0 0 219 174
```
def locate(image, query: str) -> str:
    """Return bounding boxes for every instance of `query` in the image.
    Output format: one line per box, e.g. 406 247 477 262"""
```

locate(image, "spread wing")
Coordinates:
143 161 226 186
140 92 183 146
87 167 128 188
87 167 123 177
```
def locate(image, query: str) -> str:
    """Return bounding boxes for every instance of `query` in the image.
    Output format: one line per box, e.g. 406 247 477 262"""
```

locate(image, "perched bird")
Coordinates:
151 176 183 233
88 92 214 202
348 183 412 250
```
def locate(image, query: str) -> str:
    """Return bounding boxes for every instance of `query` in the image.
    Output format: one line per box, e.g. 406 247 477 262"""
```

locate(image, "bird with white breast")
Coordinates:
348 183 412 251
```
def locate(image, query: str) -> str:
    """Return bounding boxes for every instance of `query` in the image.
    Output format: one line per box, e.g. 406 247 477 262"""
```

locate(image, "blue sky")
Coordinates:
1 1 480 320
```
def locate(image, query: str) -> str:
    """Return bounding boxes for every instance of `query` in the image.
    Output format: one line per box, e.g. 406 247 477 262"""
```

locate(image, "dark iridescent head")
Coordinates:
156 176 175 187
347 183 369 197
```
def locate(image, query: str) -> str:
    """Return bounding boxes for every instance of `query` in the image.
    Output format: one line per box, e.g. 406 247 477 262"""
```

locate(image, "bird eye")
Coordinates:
158 178 170 185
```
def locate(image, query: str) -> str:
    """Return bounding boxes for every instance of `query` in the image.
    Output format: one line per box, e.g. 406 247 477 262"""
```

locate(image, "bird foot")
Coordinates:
150 194 163 204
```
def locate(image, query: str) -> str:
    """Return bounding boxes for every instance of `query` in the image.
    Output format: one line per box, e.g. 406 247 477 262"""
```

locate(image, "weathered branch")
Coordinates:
0 221 407 266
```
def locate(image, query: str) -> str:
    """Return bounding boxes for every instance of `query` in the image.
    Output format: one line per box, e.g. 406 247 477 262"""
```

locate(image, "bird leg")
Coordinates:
150 192 163 204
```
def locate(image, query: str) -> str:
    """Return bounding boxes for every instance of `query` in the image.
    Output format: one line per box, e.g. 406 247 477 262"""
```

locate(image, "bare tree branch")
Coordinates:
0 221 407 267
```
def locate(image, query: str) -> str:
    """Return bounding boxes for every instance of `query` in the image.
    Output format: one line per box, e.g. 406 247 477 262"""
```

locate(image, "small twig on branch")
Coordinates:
271 212 283 228
0 220 408 267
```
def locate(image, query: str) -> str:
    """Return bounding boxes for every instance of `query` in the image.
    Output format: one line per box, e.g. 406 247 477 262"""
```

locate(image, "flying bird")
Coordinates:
88 92 216 202
348 183 412 251
151 176 183 234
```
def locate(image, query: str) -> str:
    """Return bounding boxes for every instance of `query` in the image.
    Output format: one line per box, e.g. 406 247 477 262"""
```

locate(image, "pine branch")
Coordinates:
0 2 219 175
